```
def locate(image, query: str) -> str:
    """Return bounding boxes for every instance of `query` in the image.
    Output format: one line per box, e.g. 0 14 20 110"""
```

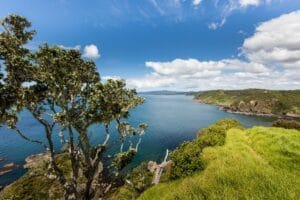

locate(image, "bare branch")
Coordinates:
120 141 124 153
12 127 48 149
163 149 169 163
135 138 142 152
91 124 110 166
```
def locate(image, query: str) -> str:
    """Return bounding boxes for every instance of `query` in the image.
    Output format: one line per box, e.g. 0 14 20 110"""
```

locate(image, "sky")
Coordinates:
1 0 300 91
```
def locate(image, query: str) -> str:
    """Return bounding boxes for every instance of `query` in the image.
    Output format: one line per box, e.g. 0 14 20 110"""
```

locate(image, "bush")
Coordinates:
169 119 242 179
169 141 204 179
272 119 300 130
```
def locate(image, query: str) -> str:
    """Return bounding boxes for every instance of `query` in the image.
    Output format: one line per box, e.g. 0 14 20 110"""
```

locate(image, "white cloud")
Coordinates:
192 0 202 6
239 0 260 7
102 76 122 81
127 58 273 90
83 44 100 59
209 0 276 30
242 10 300 68
127 10 300 91
208 19 226 30
58 45 81 50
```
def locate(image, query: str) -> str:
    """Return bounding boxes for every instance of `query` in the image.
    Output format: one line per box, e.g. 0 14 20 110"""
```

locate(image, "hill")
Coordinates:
195 89 300 118
139 126 300 200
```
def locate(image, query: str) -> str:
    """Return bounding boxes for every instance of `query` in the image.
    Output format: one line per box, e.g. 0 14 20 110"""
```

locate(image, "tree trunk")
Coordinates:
84 177 94 200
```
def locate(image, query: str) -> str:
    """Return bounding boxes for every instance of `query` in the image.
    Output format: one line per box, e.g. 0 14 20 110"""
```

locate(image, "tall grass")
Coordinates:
139 127 300 200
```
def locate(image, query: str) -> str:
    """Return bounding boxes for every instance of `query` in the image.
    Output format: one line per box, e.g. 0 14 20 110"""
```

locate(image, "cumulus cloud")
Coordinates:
127 58 272 90
242 10 300 69
126 10 300 91
83 44 100 59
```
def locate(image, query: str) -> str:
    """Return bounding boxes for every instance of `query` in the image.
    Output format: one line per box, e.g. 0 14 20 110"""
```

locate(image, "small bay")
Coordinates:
0 95 274 186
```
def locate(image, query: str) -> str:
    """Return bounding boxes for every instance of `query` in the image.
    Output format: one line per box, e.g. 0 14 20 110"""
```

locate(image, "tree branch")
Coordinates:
92 124 110 166
68 126 80 199
28 108 68 189
135 138 142 152
12 127 48 149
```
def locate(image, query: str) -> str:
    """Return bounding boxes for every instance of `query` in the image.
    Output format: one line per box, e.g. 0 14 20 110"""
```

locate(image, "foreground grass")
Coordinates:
139 127 300 200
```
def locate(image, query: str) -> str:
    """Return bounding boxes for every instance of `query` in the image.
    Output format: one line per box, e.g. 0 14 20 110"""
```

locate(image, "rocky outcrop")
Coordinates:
24 152 50 169
147 161 158 173
147 149 173 185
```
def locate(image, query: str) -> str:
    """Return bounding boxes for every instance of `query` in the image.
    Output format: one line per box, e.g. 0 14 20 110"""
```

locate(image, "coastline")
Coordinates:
195 99 300 120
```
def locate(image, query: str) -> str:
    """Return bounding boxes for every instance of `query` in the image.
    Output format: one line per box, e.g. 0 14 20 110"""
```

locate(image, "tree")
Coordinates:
0 15 147 200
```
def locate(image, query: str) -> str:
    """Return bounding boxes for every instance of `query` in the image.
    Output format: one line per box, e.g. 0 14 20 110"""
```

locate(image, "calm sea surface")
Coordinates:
0 95 274 186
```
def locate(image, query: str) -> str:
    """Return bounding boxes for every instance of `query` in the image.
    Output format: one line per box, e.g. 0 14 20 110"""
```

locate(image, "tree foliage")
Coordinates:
0 14 147 200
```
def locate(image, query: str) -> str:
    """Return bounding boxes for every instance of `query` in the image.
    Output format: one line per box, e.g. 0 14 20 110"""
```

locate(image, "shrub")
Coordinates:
169 141 204 179
169 119 242 179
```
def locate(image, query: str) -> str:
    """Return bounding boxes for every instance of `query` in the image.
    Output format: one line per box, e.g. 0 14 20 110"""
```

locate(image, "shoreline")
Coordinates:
195 99 300 120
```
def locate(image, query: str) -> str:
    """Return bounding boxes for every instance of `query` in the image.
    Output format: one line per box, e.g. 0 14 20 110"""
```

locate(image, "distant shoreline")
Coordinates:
195 100 300 120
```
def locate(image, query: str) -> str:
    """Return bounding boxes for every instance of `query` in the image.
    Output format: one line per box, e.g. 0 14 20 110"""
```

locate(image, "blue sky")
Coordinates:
1 0 300 91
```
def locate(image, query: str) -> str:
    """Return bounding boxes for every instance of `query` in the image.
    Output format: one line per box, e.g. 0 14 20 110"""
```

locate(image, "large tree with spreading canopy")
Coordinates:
0 15 147 199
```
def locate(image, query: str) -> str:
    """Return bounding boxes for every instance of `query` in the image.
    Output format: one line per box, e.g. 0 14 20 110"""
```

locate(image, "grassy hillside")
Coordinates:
139 127 300 200
195 89 300 117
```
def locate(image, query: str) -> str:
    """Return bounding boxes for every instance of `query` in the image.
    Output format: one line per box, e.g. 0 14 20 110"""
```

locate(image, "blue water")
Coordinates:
0 95 274 186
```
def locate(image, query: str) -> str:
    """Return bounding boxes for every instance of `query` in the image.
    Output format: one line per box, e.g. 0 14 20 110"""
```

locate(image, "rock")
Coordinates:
45 173 57 180
0 162 18 176
147 161 158 173
238 101 245 107
159 160 173 168
0 158 4 162
24 152 50 169
250 100 258 107
286 113 300 118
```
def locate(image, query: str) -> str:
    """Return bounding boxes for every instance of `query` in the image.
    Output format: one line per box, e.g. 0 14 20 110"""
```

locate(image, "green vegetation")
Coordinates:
109 162 153 200
140 126 300 200
170 119 242 179
0 15 147 199
2 119 300 200
0 154 70 200
195 89 300 117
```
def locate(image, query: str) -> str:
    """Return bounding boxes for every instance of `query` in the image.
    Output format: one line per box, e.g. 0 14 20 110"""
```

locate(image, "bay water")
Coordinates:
0 95 274 186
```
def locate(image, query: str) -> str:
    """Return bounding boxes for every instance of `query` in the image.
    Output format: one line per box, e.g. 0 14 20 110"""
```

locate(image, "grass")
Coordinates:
139 127 300 200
